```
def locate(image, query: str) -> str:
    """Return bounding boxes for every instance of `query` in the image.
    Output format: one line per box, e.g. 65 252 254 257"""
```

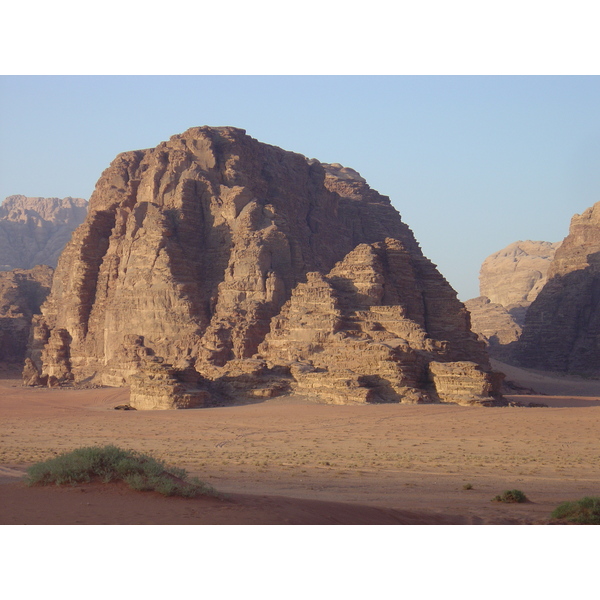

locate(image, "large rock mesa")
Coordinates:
28 126 504 406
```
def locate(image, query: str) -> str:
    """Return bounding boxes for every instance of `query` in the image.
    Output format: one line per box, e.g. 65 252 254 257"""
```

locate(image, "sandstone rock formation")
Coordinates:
0 196 88 271
27 126 503 406
0 265 53 367
129 356 211 410
516 202 600 375
259 239 500 405
466 240 559 360
480 240 560 313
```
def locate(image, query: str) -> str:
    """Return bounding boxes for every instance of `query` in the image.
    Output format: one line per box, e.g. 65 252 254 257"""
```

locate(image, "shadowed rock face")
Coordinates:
28 126 502 406
0 196 88 270
464 296 522 362
516 202 600 375
0 265 53 365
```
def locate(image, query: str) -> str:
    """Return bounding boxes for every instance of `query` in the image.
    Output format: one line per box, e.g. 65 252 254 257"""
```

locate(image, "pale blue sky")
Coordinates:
1 75 599 300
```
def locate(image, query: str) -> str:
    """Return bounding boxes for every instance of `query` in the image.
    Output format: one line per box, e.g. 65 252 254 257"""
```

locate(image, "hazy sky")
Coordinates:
1 75 598 300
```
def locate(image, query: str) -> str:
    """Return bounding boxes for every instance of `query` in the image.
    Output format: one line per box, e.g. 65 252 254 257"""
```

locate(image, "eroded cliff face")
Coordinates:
259 239 500 405
516 202 600 374
0 196 88 270
0 265 53 366
29 126 502 406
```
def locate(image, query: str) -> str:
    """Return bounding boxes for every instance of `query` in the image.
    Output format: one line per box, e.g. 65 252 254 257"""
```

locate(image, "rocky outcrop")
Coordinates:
129 356 211 410
427 361 505 406
0 196 88 270
28 126 503 407
516 202 600 375
466 241 559 360
259 240 502 405
0 265 53 366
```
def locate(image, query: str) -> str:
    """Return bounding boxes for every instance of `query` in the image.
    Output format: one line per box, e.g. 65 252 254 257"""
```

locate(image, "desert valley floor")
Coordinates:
1 359 599 525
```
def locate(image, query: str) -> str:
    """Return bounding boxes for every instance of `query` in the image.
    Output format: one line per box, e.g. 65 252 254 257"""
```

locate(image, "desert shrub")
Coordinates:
550 497 600 524
463 483 473 490
25 445 216 498
492 489 528 503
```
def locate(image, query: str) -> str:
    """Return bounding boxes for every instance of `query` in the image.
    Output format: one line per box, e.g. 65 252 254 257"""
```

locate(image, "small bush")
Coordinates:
550 497 600 524
463 483 473 490
25 445 216 498
492 489 528 503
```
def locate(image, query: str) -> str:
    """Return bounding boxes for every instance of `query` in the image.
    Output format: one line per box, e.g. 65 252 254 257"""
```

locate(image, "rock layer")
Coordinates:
516 202 600 374
28 126 502 406
0 196 88 270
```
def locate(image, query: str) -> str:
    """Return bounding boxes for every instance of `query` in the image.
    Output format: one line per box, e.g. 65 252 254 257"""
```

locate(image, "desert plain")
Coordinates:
1 359 598 525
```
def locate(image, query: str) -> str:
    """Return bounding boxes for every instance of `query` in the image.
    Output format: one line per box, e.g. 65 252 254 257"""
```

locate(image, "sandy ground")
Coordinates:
1 360 599 524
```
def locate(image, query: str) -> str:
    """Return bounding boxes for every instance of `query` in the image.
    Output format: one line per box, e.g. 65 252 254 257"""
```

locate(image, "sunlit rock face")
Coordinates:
28 126 502 406
466 240 560 361
479 240 560 309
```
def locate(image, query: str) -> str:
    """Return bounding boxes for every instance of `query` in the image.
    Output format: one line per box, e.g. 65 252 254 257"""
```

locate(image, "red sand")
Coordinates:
1 360 599 525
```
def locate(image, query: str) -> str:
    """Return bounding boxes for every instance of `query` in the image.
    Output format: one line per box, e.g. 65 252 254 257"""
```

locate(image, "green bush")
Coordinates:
550 497 600 524
25 445 216 499
492 489 528 503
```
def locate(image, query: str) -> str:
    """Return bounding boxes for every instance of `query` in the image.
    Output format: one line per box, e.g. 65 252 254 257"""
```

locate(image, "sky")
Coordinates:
1 75 599 300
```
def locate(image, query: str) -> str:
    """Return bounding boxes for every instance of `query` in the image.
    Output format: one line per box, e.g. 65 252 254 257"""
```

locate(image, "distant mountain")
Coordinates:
465 240 559 360
0 196 88 270
479 240 561 314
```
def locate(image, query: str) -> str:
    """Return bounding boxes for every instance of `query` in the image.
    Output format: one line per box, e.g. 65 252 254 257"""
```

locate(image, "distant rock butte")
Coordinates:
480 240 560 309
466 240 559 360
0 265 53 368
0 196 88 271
516 202 600 375
26 126 504 407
